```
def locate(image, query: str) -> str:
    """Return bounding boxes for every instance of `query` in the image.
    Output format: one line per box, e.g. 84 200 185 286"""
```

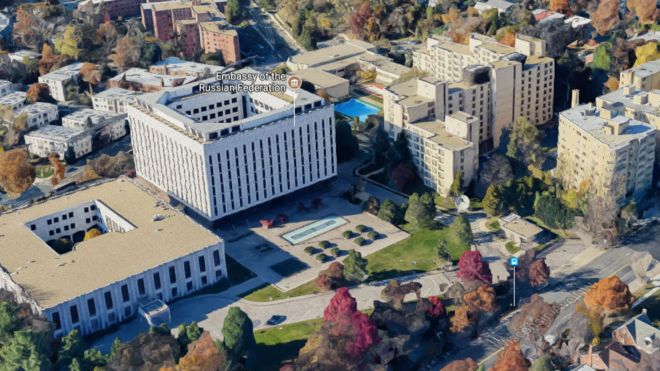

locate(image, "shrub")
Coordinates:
367 231 379 240
304 246 317 255
355 224 368 233
316 253 329 262
354 237 366 246
342 230 353 239
330 247 341 257
319 240 331 249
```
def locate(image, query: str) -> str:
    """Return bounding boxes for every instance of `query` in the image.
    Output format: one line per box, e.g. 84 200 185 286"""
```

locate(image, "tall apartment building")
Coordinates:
413 33 554 148
127 68 337 222
0 179 226 338
141 0 240 62
619 59 660 92
556 103 655 206
383 77 480 195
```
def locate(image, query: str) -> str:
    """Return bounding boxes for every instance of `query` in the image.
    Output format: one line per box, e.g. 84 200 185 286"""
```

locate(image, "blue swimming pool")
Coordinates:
335 99 380 123
282 216 348 244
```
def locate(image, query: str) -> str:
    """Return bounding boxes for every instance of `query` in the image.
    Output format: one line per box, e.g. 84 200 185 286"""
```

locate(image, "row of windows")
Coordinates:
51 250 224 332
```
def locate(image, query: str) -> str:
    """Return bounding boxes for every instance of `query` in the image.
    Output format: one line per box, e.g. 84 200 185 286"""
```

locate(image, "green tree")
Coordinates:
81 348 109 369
404 193 435 228
292 12 305 37
506 117 543 174
56 329 84 369
377 199 398 223
222 307 255 366
343 249 368 283
483 184 504 216
438 239 451 261
335 120 359 163
450 214 473 246
0 330 52 370
530 354 553 371
177 322 203 350
450 169 463 197
110 337 122 358
0 301 19 342
54 25 82 59
591 43 612 71
298 25 316 50
534 193 576 229
225 0 241 24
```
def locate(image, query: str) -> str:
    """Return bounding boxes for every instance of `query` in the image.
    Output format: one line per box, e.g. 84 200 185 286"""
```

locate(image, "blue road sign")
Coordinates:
509 257 519 267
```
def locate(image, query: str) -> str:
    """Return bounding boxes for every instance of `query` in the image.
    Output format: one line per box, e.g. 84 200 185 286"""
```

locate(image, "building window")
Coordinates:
198 256 206 272
52 312 61 330
30 224 36 230
215 270 223 279
213 250 221 266
184 261 191 279
201 276 208 285
104 292 113 310
186 281 193 292
154 272 161 290
121 285 130 303
169 266 176 284
171 288 178 298
70 305 79 324
87 298 96 317
137 279 146 296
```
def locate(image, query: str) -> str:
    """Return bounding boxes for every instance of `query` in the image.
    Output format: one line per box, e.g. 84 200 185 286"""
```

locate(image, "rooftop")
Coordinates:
25 125 88 141
615 311 660 354
623 59 660 79
18 102 58 117
0 91 26 106
110 68 197 87
597 87 659 116
500 214 543 238
63 108 124 126
39 63 83 82
411 119 473 151
288 40 376 67
0 179 222 308
560 104 655 149
293 68 349 88
94 87 143 100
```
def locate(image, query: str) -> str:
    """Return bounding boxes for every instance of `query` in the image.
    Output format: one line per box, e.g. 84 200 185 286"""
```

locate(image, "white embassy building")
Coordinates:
0 179 227 337
128 68 337 222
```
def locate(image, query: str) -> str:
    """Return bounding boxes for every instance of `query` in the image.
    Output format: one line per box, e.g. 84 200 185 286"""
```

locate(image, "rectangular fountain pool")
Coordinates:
282 215 348 244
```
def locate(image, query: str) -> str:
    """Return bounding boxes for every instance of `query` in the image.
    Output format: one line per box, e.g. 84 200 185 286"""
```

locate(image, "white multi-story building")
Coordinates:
413 33 555 148
128 68 337 222
0 79 14 97
383 77 480 195
0 179 227 337
92 88 142 114
24 125 92 159
38 63 83 102
62 108 128 142
0 91 27 113
17 102 59 130
619 59 660 92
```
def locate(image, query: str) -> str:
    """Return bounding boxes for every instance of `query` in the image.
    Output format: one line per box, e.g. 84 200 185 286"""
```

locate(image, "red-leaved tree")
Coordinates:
426 296 446 318
457 251 492 284
323 288 380 358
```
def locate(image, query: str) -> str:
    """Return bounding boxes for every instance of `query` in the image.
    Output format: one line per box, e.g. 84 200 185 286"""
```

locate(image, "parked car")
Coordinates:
266 315 286 326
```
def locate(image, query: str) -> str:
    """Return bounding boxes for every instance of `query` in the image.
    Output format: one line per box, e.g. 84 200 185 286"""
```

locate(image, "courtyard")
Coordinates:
217 192 409 292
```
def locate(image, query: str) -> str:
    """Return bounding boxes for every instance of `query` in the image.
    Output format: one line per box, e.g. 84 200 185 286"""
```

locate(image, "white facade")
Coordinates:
128 69 337 221
24 126 92 159
17 102 59 130
62 108 128 142
0 91 27 113
38 63 83 102
0 80 14 97
92 88 142 113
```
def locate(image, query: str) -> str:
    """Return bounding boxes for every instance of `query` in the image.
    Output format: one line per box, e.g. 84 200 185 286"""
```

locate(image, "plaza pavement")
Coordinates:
91 271 451 352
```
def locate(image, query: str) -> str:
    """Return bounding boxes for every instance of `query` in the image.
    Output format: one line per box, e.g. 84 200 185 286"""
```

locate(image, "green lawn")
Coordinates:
505 241 521 254
366 225 467 281
486 217 500 232
254 318 322 370
242 225 467 301
241 279 320 302
35 165 54 178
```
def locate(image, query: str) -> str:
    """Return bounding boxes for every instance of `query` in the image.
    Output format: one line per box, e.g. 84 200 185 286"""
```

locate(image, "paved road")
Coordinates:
91 271 450 352
433 224 660 369
242 3 300 68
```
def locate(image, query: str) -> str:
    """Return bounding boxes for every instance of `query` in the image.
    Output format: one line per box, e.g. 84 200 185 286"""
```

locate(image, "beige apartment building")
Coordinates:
556 103 655 206
383 77 479 195
413 33 554 148
619 59 660 92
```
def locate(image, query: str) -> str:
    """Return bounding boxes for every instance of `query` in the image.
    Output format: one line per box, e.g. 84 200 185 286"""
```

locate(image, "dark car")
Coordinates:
266 315 286 326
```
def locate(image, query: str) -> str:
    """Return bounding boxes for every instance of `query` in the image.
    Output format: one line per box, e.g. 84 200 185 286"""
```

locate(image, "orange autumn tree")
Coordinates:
584 276 634 316
491 341 531 371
